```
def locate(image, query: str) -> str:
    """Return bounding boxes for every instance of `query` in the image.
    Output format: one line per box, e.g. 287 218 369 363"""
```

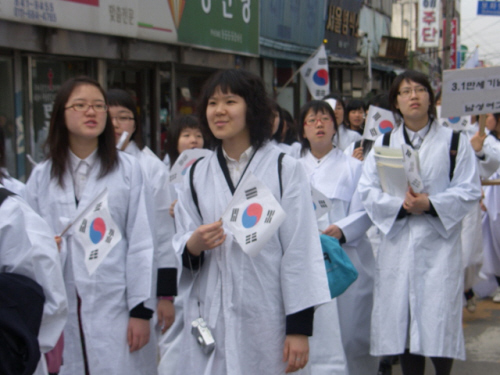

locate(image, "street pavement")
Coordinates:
392 297 500 374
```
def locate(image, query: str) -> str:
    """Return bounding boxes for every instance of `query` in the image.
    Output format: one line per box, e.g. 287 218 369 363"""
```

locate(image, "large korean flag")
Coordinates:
74 189 122 276
363 105 396 141
300 44 330 100
169 149 212 184
222 172 286 257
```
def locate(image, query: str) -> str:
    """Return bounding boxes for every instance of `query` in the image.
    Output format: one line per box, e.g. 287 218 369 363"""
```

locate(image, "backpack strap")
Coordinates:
0 188 15 206
449 131 460 181
382 131 391 146
189 157 205 219
278 153 285 199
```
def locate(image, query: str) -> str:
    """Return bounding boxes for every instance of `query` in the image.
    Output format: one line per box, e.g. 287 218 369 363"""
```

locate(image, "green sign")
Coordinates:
178 0 259 55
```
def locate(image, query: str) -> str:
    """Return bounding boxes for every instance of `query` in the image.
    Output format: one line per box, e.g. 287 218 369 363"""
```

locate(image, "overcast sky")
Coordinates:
461 0 500 66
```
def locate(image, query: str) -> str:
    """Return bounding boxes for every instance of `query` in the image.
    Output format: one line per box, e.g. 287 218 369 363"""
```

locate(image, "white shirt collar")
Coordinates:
69 148 98 174
222 145 254 186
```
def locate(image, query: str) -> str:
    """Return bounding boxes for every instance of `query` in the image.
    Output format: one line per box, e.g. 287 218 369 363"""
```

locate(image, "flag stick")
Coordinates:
479 114 486 137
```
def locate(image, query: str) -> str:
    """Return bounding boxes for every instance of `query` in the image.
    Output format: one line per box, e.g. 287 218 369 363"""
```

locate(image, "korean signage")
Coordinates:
417 0 440 48
324 0 362 58
477 1 500 16
177 0 258 55
2 0 258 55
441 66 500 117
449 18 458 69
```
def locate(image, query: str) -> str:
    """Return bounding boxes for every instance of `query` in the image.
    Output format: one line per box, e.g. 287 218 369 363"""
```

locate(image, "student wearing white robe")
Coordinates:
0 125 26 197
1 185 68 375
481 113 500 302
298 100 377 375
25 77 157 375
358 71 481 375
323 95 362 151
158 114 208 375
172 69 330 375
108 88 178 334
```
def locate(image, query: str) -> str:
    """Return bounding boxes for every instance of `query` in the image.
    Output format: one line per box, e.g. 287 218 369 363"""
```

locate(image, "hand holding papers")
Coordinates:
221 172 286 257
169 149 212 184
374 145 424 198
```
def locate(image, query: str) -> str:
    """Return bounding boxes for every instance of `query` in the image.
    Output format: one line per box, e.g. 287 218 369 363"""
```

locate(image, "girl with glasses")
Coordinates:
25 77 158 375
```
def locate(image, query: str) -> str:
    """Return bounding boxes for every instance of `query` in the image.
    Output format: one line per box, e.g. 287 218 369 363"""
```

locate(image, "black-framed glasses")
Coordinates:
398 86 428 98
111 116 135 124
65 103 108 112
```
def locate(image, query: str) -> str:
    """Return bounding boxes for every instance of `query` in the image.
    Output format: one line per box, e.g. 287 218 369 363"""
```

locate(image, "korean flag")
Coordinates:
74 189 122 276
363 105 396 141
311 185 332 219
222 172 286 257
169 149 212 184
437 105 473 132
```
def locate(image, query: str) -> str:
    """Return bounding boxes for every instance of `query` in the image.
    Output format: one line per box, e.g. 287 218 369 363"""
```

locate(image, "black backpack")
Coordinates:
0 188 46 375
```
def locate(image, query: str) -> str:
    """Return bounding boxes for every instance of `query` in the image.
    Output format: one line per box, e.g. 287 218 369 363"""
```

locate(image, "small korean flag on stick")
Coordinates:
436 105 473 132
300 44 330 100
169 149 212 184
401 145 424 193
73 188 122 276
363 105 396 141
311 185 332 219
222 172 286 257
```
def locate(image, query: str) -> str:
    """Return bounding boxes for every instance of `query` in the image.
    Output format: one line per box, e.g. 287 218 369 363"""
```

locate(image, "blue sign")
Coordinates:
478 1 500 16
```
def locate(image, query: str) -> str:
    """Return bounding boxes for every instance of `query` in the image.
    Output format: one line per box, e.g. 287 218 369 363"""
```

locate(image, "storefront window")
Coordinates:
0 57 15 176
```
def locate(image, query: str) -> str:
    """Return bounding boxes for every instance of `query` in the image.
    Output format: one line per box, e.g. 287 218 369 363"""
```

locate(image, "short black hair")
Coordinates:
388 70 436 121
197 69 272 150
107 88 143 149
298 100 338 156
165 115 207 167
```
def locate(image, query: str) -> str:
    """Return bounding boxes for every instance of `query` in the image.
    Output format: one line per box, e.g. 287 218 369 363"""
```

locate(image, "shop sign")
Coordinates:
417 0 440 48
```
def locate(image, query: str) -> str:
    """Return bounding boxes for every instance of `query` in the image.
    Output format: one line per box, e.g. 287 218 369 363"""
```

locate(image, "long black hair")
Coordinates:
197 69 273 150
45 76 118 187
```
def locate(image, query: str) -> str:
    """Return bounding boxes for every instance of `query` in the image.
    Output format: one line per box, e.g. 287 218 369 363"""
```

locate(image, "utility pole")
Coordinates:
442 0 454 70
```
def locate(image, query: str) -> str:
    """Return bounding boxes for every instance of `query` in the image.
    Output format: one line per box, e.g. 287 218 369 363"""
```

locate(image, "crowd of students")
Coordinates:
1 68 499 375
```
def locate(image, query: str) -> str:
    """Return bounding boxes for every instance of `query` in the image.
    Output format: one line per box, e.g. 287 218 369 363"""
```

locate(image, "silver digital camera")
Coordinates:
191 317 215 354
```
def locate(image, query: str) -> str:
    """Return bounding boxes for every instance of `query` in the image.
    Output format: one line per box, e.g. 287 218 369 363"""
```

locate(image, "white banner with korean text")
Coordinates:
417 0 441 48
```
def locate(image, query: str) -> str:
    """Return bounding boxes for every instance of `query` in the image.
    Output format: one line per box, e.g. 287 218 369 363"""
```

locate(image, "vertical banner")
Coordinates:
417 0 440 48
300 45 330 100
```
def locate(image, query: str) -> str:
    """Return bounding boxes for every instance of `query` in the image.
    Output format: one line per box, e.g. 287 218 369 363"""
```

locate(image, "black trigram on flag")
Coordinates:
169 173 177 182
105 229 115 244
406 149 412 157
230 208 239 222
370 128 378 137
93 202 102 212
178 154 188 165
245 187 258 199
264 210 275 224
372 112 381 121
79 219 87 233
89 249 99 260
245 232 257 244
318 200 328 209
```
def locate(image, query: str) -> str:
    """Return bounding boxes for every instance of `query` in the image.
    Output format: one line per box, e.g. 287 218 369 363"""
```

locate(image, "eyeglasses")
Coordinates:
111 116 135 124
304 116 333 126
65 103 108 112
398 86 428 98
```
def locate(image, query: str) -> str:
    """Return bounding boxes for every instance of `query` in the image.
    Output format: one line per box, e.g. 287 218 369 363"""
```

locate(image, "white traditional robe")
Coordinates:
481 134 500 278
300 148 377 375
1 168 26 197
172 142 330 375
333 124 362 151
270 139 301 159
358 121 481 360
0 186 68 375
25 153 157 375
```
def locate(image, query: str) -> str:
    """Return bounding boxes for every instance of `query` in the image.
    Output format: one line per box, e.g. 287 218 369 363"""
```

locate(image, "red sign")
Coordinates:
63 0 99 6
443 18 458 69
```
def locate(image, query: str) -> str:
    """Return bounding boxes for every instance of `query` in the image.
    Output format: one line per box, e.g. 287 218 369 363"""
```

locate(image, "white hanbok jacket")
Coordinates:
25 153 157 375
124 142 178 281
300 149 376 374
358 121 481 360
0 187 68 375
334 124 362 151
1 168 26 197
172 142 331 375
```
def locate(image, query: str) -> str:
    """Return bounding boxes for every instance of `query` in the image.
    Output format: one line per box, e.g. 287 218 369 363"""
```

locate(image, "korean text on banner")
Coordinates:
417 0 441 48
300 44 330 100
363 105 396 141
221 172 286 257
74 189 122 276
441 66 500 118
